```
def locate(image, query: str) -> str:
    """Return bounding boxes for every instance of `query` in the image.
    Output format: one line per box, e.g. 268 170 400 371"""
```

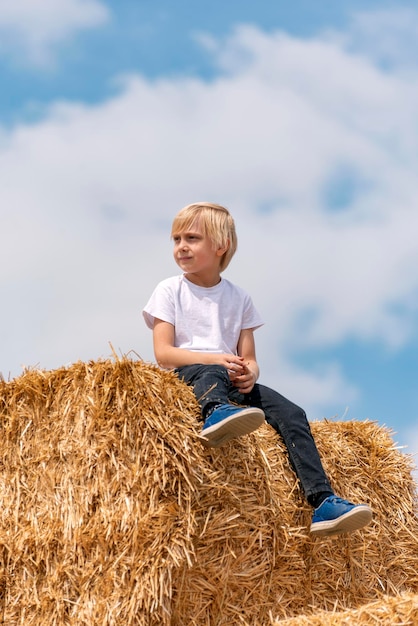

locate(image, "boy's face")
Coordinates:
172 220 226 284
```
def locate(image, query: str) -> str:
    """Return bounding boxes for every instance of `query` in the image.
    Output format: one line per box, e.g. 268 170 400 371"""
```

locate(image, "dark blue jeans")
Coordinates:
175 364 333 501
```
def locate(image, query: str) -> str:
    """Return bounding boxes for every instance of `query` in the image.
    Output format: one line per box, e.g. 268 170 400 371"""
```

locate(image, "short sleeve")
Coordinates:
142 279 175 329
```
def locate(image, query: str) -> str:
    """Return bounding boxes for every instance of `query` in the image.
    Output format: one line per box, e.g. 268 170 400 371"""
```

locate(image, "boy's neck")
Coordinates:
184 272 222 288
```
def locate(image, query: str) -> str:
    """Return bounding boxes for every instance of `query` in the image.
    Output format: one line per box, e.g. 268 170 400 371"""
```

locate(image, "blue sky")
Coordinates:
1 0 418 475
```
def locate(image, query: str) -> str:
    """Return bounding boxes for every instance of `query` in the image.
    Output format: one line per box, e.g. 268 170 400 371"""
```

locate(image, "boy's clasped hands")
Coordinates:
226 357 257 394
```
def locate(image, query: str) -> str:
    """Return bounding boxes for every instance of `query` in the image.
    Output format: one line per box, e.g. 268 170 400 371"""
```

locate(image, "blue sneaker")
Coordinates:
310 495 373 537
200 404 265 448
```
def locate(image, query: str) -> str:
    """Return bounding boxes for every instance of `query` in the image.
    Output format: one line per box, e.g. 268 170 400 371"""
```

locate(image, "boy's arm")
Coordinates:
152 318 248 372
233 328 260 394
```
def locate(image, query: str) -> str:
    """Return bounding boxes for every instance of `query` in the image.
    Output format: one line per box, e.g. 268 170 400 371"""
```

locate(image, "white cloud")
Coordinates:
0 0 109 66
342 8 418 72
1 13 418 422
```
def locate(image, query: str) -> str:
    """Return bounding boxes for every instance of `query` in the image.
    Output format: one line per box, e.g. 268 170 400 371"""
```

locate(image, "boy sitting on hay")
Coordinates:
143 202 373 537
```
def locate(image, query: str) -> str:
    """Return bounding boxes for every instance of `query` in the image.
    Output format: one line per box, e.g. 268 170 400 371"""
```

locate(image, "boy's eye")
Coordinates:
173 233 200 243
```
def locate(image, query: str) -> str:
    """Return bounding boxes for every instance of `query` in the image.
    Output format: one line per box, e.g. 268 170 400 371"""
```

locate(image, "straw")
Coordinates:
0 358 416 625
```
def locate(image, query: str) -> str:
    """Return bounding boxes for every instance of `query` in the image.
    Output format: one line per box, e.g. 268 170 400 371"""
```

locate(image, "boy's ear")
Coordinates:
216 238 230 257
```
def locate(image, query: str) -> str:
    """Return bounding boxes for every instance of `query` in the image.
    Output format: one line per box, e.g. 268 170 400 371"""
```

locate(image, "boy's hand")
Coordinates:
230 362 256 394
214 353 245 373
211 353 258 393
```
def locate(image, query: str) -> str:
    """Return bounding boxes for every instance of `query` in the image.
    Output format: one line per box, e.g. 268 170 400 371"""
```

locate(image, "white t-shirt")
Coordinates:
143 274 264 355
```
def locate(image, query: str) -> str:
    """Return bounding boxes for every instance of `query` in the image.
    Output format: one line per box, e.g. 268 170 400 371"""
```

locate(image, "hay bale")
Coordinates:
274 592 418 625
0 358 417 625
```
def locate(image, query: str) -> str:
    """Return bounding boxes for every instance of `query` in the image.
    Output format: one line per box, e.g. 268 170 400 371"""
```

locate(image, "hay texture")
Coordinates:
275 592 418 625
0 358 417 625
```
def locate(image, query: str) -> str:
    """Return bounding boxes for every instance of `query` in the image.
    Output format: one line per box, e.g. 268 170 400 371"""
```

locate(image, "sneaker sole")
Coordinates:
200 407 265 448
310 505 373 537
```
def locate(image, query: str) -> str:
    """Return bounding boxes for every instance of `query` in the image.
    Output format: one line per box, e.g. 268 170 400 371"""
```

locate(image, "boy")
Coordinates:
143 202 373 537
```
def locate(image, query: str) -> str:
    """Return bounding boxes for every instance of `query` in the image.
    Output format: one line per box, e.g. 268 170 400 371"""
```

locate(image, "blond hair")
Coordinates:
171 202 237 271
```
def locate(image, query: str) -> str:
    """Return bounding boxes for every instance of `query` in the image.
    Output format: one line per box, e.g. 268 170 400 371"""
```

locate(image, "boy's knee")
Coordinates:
288 405 308 424
295 406 307 420
265 403 307 431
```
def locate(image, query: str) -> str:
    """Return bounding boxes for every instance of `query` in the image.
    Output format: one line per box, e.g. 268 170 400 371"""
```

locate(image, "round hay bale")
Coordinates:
273 591 418 625
0 358 417 625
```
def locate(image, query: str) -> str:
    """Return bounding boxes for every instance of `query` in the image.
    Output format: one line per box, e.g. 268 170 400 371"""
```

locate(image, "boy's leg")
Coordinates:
228 383 372 536
175 364 232 417
175 364 264 446
228 383 333 500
